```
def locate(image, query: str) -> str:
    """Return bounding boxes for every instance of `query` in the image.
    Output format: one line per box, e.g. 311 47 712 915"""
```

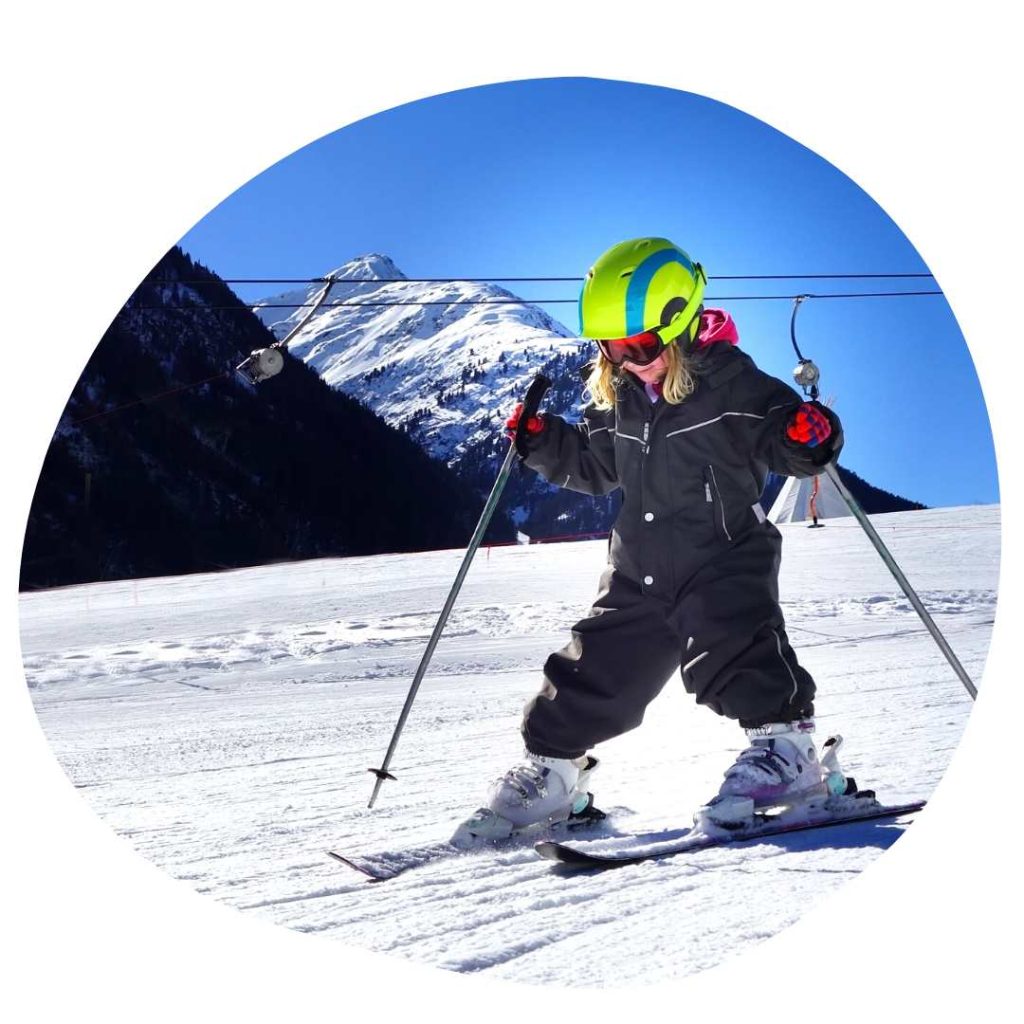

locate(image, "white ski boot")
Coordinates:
696 720 828 829
451 752 601 848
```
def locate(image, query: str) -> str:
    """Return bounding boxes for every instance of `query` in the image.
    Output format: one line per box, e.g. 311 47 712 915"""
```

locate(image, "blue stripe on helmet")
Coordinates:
624 247 696 335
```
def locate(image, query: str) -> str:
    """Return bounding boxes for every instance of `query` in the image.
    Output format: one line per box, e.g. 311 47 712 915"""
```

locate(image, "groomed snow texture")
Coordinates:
21 505 996 987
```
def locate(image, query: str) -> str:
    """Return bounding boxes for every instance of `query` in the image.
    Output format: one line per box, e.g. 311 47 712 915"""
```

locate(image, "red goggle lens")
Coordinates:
596 330 664 366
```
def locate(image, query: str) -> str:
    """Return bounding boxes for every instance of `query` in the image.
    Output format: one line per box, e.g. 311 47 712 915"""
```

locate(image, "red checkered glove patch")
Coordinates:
786 403 832 448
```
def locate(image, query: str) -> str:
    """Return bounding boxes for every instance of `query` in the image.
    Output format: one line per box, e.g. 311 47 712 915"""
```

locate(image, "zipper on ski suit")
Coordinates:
639 415 653 591
703 465 732 541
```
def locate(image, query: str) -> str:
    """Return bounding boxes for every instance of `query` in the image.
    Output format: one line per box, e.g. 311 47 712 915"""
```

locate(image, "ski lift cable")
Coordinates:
71 288 942 427
140 290 945 311
69 370 234 427
274 274 339 347
163 274 937 286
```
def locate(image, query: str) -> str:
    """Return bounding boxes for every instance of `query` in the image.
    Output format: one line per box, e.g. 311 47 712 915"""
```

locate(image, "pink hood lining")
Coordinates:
694 308 738 349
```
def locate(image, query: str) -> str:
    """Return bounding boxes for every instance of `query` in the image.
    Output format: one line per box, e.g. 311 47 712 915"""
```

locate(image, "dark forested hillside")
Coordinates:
20 248 504 589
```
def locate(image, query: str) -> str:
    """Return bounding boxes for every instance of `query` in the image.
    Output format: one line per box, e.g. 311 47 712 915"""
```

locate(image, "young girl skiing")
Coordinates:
453 237 844 843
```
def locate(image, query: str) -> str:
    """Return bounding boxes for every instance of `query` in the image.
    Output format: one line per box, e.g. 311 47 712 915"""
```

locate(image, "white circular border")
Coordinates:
3 3 1018 1019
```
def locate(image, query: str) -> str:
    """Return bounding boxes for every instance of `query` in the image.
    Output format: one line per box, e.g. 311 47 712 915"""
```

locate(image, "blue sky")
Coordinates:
180 77 997 508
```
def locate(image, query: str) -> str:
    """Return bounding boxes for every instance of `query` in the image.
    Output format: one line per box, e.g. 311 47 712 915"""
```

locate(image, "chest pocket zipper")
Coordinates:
703 465 732 541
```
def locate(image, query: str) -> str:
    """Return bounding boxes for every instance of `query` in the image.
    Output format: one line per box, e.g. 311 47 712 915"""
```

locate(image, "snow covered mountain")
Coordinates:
253 254 584 466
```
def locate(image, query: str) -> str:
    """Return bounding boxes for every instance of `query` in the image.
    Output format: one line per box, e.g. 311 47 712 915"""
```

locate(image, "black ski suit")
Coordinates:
518 339 844 759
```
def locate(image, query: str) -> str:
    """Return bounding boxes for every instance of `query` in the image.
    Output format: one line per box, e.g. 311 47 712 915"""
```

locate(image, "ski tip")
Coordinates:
326 850 394 882
533 840 609 868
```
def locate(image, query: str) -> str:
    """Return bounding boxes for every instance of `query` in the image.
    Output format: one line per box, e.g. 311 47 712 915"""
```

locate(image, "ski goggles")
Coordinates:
595 328 668 366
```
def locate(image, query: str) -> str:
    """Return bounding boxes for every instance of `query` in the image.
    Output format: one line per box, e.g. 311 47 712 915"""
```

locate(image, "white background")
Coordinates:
2 2 1019 1019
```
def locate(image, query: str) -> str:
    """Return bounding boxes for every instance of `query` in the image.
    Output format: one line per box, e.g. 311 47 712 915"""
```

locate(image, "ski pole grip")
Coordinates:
514 373 553 458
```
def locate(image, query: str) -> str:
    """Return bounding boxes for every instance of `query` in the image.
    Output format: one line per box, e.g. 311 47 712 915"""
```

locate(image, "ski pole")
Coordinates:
367 373 553 808
823 461 978 700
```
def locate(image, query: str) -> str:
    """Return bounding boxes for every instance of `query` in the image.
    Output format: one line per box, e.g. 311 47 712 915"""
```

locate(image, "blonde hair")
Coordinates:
585 341 697 411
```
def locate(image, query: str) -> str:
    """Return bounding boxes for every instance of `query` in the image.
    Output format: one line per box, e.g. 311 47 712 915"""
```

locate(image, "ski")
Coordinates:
534 798 926 870
327 840 461 882
328 803 615 882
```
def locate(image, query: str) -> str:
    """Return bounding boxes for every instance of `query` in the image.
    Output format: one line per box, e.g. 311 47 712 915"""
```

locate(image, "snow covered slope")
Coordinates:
20 504 996 987
253 255 582 465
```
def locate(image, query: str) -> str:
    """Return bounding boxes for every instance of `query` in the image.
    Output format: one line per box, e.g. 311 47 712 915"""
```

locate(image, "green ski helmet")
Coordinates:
579 237 707 351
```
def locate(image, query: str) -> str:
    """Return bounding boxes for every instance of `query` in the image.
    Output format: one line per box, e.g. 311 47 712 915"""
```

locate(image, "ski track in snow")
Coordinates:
20 505 997 987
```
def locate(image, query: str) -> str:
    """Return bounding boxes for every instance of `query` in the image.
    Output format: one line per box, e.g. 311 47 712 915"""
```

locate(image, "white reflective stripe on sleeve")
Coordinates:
683 650 709 675
664 411 766 438
752 502 766 523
